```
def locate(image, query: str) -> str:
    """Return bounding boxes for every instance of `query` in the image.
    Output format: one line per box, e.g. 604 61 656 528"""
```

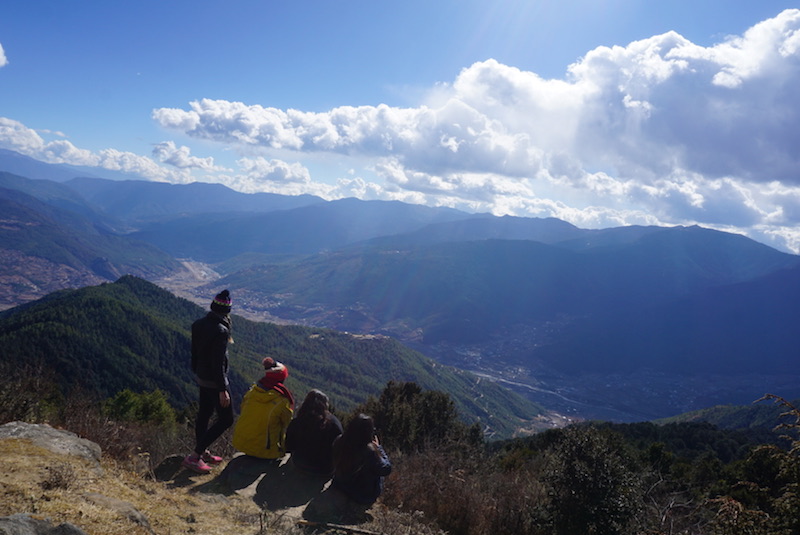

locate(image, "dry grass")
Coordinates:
0 437 282 535
0 436 444 535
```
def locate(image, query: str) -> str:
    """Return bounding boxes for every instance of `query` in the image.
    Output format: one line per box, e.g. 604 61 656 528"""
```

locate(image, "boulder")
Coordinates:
0 513 88 535
0 422 101 469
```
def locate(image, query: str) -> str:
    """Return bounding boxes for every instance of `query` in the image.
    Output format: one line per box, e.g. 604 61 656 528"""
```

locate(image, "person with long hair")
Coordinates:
331 413 392 506
286 389 343 476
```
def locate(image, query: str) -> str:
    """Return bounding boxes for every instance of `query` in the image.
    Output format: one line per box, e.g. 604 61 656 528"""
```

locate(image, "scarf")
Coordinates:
258 366 295 409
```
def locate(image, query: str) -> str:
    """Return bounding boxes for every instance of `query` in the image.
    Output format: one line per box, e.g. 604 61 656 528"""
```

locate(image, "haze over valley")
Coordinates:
3 150 799 425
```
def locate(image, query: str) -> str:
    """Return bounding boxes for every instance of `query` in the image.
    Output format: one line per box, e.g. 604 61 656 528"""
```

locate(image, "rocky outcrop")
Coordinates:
0 512 88 535
0 422 101 470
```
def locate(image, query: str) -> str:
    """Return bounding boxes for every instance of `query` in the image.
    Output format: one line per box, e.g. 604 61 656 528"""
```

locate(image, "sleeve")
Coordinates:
331 414 344 435
190 320 201 373
374 445 392 476
210 324 229 391
277 400 293 453
285 418 299 453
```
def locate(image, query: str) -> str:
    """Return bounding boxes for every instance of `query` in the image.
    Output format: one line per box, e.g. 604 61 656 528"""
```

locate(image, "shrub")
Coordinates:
353 381 482 453
543 425 643 535
103 388 177 427
382 445 549 535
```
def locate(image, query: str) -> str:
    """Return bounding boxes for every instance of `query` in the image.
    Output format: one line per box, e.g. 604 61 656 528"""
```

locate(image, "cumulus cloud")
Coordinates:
235 157 311 188
152 141 225 171
0 42 7 67
0 116 187 182
150 9 800 251
5 11 799 250
152 10 800 186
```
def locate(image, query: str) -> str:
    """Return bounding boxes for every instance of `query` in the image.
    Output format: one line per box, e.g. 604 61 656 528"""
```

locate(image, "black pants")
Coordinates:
194 386 234 455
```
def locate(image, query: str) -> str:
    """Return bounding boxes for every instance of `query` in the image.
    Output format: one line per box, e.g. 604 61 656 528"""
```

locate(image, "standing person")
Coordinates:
183 289 235 474
232 357 295 459
286 389 343 476
331 413 392 509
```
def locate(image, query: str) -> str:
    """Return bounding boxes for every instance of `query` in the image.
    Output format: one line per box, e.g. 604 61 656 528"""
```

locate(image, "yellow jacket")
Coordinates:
232 384 293 459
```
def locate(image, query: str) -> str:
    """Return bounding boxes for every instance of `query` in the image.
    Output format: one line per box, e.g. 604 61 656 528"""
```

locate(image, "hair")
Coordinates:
296 389 330 426
334 413 378 475
342 413 375 446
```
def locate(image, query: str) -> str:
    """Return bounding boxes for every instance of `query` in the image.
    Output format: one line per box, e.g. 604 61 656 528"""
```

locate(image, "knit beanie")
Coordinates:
210 289 232 314
258 358 294 408
261 357 289 385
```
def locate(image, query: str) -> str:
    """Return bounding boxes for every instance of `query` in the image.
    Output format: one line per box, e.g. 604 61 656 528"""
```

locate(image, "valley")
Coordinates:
156 271 795 424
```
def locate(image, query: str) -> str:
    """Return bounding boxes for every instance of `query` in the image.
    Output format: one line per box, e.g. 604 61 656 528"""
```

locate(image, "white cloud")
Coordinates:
0 42 7 67
151 9 800 200
154 98 545 178
7 11 800 252
0 117 46 155
149 8 800 254
235 157 311 189
0 116 187 182
152 141 225 171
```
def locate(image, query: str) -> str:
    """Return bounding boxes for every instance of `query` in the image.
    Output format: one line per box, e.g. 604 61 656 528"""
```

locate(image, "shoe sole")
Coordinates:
181 461 212 474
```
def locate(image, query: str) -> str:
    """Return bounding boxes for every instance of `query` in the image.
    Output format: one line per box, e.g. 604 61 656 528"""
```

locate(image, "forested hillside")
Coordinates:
0 276 540 437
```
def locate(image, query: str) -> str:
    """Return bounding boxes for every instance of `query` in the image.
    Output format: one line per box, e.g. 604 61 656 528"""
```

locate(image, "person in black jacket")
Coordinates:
286 389 343 476
183 289 235 474
331 413 392 506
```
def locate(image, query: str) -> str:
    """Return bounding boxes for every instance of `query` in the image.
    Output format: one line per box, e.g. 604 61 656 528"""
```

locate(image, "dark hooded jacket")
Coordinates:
191 311 230 391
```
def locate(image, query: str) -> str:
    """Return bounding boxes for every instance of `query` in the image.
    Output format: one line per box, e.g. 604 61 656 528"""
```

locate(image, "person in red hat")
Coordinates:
232 357 295 459
183 289 235 474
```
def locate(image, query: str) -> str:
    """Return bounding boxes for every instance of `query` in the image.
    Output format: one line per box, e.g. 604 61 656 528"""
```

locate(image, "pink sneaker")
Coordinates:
201 450 223 465
182 454 212 474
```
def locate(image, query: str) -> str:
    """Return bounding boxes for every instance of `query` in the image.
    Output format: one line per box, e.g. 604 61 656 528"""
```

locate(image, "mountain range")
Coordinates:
1 147 799 424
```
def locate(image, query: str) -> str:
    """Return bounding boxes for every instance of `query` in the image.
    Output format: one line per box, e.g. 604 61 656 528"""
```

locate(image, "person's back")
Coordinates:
332 414 391 506
233 386 293 458
232 358 294 459
191 312 230 389
183 290 234 474
286 389 343 475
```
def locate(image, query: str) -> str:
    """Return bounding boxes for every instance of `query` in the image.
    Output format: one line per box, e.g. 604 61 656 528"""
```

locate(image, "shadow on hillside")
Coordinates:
253 460 330 510
178 453 281 496
152 453 371 524
153 455 215 489
182 453 331 510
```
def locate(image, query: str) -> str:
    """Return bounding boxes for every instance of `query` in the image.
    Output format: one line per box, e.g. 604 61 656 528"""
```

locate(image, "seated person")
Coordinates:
232 358 294 459
331 413 392 506
286 389 343 476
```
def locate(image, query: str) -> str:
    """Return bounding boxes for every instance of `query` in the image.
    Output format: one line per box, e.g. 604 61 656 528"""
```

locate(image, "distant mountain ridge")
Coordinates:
539 262 800 375
67 176 325 223
0 148 148 183
213 226 800 344
129 197 479 261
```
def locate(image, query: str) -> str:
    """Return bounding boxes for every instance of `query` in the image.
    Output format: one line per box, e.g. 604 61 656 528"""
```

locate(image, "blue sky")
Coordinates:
2 1 800 252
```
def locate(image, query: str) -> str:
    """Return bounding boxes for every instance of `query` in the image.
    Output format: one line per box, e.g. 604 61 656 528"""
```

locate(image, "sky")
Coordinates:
2 1 800 252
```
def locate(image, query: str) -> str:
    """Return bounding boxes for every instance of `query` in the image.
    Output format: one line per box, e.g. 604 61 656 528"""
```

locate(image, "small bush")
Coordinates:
40 462 77 490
